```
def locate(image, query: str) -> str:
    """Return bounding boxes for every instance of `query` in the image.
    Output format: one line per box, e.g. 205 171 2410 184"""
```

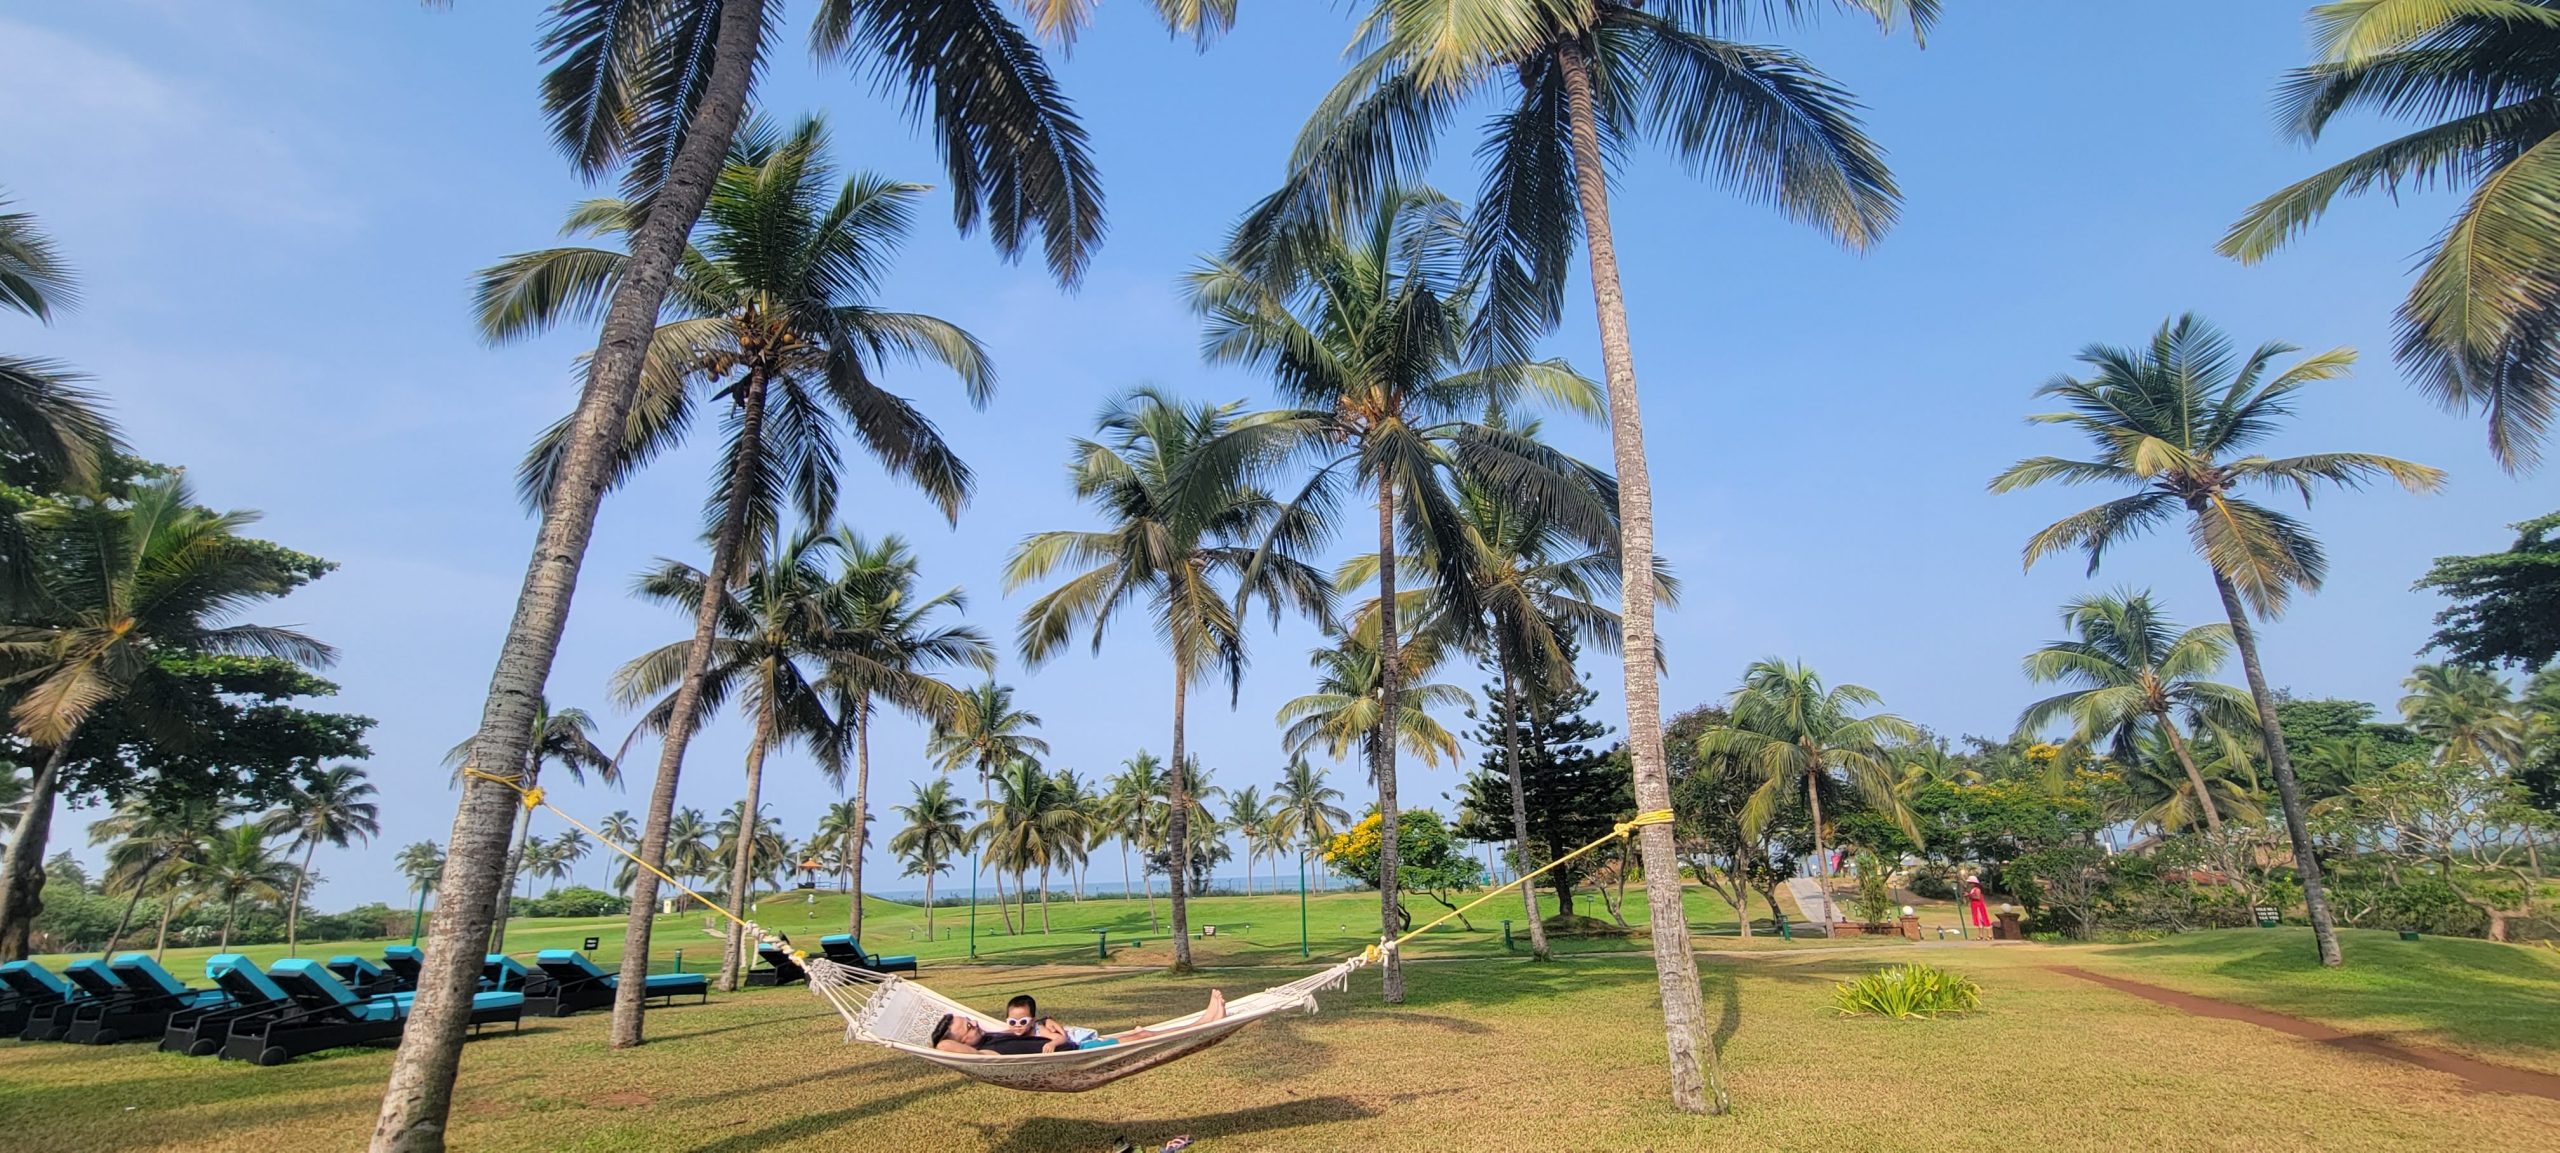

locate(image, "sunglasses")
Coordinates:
1005 1016 1034 1026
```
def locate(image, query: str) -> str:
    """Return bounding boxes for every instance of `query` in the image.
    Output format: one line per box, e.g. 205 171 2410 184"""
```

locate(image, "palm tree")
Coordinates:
262 765 381 955
1005 387 1330 969
2401 662 2525 767
926 681 1050 936
811 800 867 899
2123 725 2266 837
550 830 590 890
0 476 331 960
1163 756 1227 894
974 759 1086 932
890 778 969 939
402 5 1110 1108
1048 768 1098 900
597 809 638 887
1239 3 1923 1095
711 802 786 906
815 531 992 938
0 191 116 493
1992 314 2445 967
396 840 444 941
1278 625 1473 778
1101 754 1167 923
190 824 294 950
2222 2 2560 471
1699 660 1920 928
2017 591 2256 833
1272 755 1349 892
442 696 617 949
618 530 847 991
665 808 717 904
1226 786 1272 896
1191 186 1607 1000
485 119 989 1009
91 794 229 956
515 838 559 900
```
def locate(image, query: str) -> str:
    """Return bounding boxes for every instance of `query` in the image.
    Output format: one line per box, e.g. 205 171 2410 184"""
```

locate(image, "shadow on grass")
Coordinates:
975 1094 1383 1151
643 1006 836 1044
679 1082 964 1152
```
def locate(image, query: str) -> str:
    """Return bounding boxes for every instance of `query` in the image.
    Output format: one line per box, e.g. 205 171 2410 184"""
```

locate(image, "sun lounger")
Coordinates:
61 954 230 1045
19 959 122 1041
381 944 424 988
217 959 521 1065
0 960 76 1037
818 933 918 975
529 949 708 1016
162 954 298 1056
325 953 405 997
747 941 809 986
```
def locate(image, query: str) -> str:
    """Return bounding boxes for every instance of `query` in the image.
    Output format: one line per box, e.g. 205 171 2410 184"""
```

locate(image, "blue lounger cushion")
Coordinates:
535 949 706 993
61 958 124 997
818 934 851 945
269 959 408 1021
382 945 422 964
0 960 73 999
535 949 609 979
105 953 224 1006
482 953 537 989
816 934 916 966
208 954 289 1005
329 954 385 977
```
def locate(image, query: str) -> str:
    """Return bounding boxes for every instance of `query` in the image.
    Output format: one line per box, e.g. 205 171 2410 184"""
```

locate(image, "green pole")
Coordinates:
968 849 978 960
1299 848 1309 960
410 884 428 947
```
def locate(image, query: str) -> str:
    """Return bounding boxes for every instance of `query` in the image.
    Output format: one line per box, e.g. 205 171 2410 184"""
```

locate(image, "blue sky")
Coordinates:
5 3 2543 908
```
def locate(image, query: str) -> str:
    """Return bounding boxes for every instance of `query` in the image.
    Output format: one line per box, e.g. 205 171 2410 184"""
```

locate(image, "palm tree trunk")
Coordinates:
1038 865 1051 932
984 771 1017 935
0 742 72 960
850 700 871 939
1501 656 1553 961
287 841 317 956
490 803 537 952
152 882 175 960
1168 656 1195 970
2209 568 2343 967
1556 37 1717 1114
717 723 772 993
103 858 158 956
1808 773 1834 926
1143 844 1159 928
923 873 935 938
1373 476 1404 1003
375 6 764 1143
2157 712 2224 832
1121 841 1132 902
222 895 239 950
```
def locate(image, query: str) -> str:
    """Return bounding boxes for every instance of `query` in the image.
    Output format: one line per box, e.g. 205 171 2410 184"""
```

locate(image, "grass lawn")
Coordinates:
8 892 2559 1151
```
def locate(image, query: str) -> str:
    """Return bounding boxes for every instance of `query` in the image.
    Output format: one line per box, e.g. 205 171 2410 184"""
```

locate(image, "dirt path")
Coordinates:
2050 964 2560 1103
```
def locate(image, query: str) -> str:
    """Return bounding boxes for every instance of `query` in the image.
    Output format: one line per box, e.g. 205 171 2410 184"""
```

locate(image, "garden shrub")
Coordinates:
1833 962 1983 1019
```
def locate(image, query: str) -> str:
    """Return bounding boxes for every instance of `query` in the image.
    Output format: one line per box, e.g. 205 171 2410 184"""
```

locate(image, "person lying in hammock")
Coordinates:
929 990 1228 1055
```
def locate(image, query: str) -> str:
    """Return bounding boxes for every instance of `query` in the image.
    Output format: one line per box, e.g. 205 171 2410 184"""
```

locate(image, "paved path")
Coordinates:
1784 876 1849 924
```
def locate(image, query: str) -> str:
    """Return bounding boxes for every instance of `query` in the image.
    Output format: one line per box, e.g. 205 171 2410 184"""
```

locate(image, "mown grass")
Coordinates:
2070 927 2560 1075
9 895 2559 1151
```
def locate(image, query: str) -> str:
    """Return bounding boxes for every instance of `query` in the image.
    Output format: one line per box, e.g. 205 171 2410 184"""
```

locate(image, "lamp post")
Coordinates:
1298 846 1310 960
968 847 978 960
410 884 429 947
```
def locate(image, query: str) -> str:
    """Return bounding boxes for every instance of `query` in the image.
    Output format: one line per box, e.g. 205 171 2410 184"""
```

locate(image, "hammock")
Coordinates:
803 953 1369 1093
457 766 1664 1093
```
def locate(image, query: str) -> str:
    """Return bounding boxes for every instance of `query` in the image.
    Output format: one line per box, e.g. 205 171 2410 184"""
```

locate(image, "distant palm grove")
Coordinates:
4 4 2560 1149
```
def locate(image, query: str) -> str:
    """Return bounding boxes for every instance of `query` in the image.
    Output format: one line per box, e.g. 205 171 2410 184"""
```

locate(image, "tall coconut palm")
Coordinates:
815 531 992 938
617 530 847 990
442 696 616 949
515 838 560 899
190 824 295 950
890 777 969 939
711 802 787 907
811 799 867 898
91 794 229 956
396 840 444 940
1048 767 1098 900
1102 753 1167 923
1190 189 1606 998
1272 754 1349 891
1992 314 2445 967
2017 591 2256 833
0 476 331 960
1278 625 1472 778
484 117 990 1015
595 810 636 886
2123 724 2267 836
926 681 1049 938
402 6 1111 1114
1226 786 1272 895
974 758 1086 932
2223 1 2560 471
1698 659 1920 928
2401 662 2526 767
1235 0 1926 1102
0 191 116 494
262 765 381 956
665 808 717 903
1005 387 1330 969
549 830 590 890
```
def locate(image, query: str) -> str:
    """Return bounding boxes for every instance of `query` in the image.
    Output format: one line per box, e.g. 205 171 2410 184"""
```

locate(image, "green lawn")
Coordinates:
9 891 2560 1151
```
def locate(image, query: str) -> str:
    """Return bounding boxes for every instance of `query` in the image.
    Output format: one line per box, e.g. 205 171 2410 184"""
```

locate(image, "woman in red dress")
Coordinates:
1964 876 1991 929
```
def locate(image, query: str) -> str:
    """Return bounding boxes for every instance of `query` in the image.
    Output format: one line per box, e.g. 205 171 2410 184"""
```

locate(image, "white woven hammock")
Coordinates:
803 952 1369 1093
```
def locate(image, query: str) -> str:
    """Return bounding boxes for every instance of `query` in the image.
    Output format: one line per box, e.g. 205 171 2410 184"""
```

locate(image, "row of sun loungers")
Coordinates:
2 934 916 1064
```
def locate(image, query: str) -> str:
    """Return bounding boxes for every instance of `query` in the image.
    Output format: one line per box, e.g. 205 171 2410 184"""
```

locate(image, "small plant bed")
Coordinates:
1540 913 1640 938
1834 961 1984 1019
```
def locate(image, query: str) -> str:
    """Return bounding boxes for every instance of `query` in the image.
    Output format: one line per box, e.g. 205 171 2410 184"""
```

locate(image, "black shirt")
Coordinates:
972 1031 1055 1056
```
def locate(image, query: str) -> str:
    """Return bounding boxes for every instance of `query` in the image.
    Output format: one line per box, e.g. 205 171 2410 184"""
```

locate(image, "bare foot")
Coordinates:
1199 990 1226 1024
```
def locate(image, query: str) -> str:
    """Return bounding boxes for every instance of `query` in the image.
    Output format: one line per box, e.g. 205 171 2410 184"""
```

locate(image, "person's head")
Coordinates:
1004 995 1039 1035
931 1013 984 1047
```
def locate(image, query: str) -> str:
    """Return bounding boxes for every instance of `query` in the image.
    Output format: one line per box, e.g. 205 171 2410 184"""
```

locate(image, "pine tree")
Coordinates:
1459 629 1628 920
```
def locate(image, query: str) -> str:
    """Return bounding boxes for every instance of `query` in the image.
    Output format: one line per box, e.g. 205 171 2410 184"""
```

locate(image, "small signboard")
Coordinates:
583 936 600 951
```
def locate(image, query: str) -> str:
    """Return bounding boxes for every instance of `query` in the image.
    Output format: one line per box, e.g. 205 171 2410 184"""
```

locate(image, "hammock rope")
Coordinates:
461 765 1666 1092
